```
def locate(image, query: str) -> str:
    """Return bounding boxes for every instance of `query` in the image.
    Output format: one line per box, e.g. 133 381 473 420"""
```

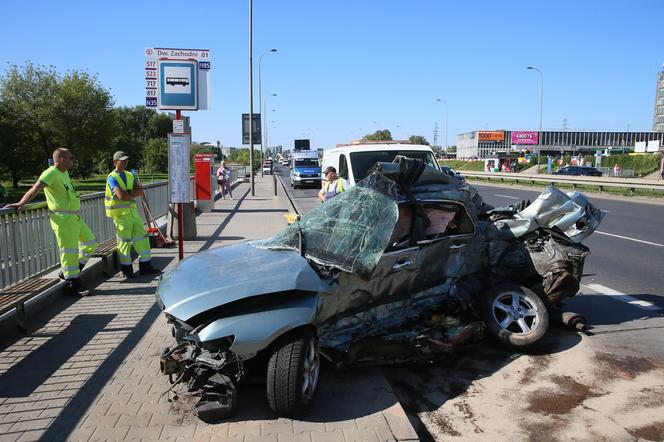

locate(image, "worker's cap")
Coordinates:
323 166 336 174
113 151 129 161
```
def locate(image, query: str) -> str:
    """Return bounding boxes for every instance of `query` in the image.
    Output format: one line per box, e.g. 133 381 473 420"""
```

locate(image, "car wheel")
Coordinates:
481 285 548 349
267 329 320 416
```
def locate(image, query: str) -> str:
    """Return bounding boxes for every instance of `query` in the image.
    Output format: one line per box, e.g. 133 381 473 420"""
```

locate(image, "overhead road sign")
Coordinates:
145 47 211 110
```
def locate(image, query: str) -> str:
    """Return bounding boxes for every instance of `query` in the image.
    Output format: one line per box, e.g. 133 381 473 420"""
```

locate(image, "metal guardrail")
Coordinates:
0 181 169 291
463 171 664 192
0 166 248 291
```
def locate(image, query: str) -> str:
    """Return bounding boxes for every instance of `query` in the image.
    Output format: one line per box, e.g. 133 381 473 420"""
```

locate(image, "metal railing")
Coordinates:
598 167 635 177
0 181 169 291
463 171 664 193
0 166 248 291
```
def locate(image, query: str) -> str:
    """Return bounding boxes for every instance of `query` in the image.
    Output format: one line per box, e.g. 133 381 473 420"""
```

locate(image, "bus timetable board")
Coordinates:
144 47 211 110
168 133 191 203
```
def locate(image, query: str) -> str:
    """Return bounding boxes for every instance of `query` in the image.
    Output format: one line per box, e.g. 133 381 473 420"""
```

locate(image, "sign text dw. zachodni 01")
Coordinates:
144 47 211 110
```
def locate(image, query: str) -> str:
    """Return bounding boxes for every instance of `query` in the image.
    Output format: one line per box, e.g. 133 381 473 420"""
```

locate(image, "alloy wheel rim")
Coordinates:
301 339 320 401
491 291 540 335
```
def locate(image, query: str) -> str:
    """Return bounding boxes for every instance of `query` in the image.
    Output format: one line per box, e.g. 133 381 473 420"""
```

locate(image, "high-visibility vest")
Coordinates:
322 179 345 194
104 171 137 218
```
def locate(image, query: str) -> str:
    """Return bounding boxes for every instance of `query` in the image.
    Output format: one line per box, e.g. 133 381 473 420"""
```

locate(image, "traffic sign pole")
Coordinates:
176 109 184 261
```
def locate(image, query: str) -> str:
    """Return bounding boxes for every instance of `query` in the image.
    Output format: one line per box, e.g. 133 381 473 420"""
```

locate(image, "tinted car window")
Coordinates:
350 151 437 182
339 154 349 180
295 158 319 167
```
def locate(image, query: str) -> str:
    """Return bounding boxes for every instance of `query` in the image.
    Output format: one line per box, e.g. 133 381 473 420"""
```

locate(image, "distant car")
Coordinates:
440 166 465 181
553 166 602 177
262 160 273 175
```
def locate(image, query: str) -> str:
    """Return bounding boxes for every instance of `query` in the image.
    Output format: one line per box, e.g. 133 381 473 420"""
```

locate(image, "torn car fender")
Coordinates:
196 295 318 359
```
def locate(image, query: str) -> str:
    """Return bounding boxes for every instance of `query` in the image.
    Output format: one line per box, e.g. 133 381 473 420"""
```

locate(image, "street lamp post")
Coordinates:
259 48 277 177
249 0 254 195
436 99 448 152
263 93 276 160
527 66 543 172
265 103 276 154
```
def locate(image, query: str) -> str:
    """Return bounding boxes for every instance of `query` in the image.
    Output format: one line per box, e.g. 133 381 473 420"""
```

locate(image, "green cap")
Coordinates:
113 151 129 161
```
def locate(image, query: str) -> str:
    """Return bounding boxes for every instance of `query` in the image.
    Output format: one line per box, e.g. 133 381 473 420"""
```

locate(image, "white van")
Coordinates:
321 143 440 185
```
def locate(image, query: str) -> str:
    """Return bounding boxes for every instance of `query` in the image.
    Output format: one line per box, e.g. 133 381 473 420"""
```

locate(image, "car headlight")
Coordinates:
293 171 300 177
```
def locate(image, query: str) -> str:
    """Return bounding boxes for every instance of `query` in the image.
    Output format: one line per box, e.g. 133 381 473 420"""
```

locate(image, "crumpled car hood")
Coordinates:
492 186 606 242
157 243 328 322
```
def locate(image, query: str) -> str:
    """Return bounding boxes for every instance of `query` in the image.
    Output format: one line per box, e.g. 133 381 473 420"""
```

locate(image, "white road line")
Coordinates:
594 231 664 247
494 194 521 200
584 283 662 311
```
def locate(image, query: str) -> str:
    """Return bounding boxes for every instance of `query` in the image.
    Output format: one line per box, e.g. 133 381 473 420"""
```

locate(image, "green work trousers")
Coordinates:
49 214 98 279
112 209 151 266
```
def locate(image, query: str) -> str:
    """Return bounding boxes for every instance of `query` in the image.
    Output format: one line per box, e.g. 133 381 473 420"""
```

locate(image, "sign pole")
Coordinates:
176 109 184 261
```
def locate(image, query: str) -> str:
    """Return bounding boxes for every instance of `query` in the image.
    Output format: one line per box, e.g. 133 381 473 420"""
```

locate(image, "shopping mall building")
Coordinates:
456 129 664 159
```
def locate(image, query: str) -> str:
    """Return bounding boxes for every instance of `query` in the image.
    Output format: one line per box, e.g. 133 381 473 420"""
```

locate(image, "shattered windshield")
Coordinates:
350 151 437 182
251 173 398 274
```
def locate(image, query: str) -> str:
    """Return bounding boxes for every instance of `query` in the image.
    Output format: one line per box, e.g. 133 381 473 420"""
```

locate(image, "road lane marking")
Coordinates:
494 194 521 199
584 283 662 311
594 231 664 247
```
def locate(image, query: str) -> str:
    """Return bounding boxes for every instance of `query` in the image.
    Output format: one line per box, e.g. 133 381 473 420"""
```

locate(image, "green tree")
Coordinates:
227 148 262 172
108 106 172 172
0 62 59 186
54 70 115 178
408 135 430 145
363 129 393 141
142 138 168 173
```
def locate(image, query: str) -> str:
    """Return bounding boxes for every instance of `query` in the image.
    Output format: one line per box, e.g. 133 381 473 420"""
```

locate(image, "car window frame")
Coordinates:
386 199 476 252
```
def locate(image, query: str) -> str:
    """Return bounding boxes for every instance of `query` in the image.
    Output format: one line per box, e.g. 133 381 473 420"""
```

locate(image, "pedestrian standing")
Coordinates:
105 151 160 278
318 166 350 203
216 160 233 199
613 163 621 177
6 148 98 296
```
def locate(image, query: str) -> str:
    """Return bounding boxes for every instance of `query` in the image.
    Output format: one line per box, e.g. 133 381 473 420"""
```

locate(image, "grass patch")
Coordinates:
1 172 169 204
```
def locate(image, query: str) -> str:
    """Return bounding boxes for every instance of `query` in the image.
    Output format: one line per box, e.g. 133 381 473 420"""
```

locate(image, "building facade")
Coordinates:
456 130 663 158
653 67 664 132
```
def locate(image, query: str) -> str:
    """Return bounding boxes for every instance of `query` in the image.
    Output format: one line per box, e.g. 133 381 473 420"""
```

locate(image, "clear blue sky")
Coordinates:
2 0 663 150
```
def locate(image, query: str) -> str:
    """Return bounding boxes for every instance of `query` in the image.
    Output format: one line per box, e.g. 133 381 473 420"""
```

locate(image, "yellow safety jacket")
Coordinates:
38 166 81 215
105 171 137 218
322 179 345 194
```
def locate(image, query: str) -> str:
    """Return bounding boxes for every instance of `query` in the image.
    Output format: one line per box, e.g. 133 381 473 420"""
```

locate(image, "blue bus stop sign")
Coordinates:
158 60 198 110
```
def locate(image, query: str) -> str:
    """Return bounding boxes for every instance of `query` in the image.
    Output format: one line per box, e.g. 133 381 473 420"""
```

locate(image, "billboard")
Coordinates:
294 139 310 150
511 131 539 145
478 131 505 142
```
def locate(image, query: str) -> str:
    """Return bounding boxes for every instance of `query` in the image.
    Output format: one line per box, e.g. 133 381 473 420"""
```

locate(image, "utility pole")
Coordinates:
249 0 255 195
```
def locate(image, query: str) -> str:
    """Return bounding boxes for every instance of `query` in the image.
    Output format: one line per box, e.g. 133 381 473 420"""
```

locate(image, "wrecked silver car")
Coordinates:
156 157 605 421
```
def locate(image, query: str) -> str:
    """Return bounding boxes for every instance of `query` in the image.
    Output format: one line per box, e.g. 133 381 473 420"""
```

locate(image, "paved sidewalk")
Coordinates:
0 176 418 442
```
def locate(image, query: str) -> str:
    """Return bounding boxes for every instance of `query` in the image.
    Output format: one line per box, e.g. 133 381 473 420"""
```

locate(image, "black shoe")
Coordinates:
59 262 86 280
139 261 160 275
65 278 91 297
121 264 136 279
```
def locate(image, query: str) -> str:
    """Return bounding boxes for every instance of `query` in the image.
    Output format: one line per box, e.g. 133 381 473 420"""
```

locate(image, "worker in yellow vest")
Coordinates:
7 148 98 296
318 166 350 203
105 151 159 278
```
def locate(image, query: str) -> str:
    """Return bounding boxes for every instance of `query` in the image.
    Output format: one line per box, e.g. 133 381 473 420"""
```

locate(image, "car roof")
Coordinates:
326 143 434 153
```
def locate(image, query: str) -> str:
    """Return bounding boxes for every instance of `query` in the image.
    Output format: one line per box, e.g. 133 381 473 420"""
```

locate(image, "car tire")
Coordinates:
266 329 320 416
481 284 548 350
